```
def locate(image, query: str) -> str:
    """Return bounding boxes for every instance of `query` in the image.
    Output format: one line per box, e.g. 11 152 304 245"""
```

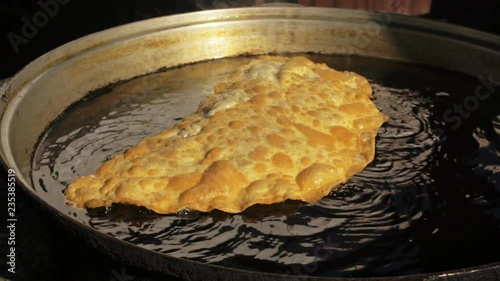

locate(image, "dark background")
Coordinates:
0 0 500 280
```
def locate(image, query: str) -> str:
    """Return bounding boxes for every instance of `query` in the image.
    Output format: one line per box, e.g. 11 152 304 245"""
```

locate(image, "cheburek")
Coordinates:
64 56 387 214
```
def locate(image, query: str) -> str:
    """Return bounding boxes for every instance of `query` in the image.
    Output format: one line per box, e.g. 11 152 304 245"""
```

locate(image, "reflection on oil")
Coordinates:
87 199 305 227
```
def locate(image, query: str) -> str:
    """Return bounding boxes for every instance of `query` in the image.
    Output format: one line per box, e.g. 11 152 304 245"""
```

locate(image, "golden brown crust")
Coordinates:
64 56 387 214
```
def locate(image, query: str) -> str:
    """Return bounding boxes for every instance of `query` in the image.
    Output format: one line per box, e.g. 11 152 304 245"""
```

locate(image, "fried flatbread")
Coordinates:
64 56 387 214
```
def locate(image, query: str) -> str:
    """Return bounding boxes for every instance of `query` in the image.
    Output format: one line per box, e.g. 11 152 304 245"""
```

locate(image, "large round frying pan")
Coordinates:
1 7 500 280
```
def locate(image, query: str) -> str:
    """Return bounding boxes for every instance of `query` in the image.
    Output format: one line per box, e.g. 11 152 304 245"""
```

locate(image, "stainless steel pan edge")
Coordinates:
0 77 16 182
0 78 11 151
1 7 500 280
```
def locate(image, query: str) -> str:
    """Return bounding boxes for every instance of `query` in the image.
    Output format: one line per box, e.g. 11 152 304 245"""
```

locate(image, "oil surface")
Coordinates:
32 55 500 277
